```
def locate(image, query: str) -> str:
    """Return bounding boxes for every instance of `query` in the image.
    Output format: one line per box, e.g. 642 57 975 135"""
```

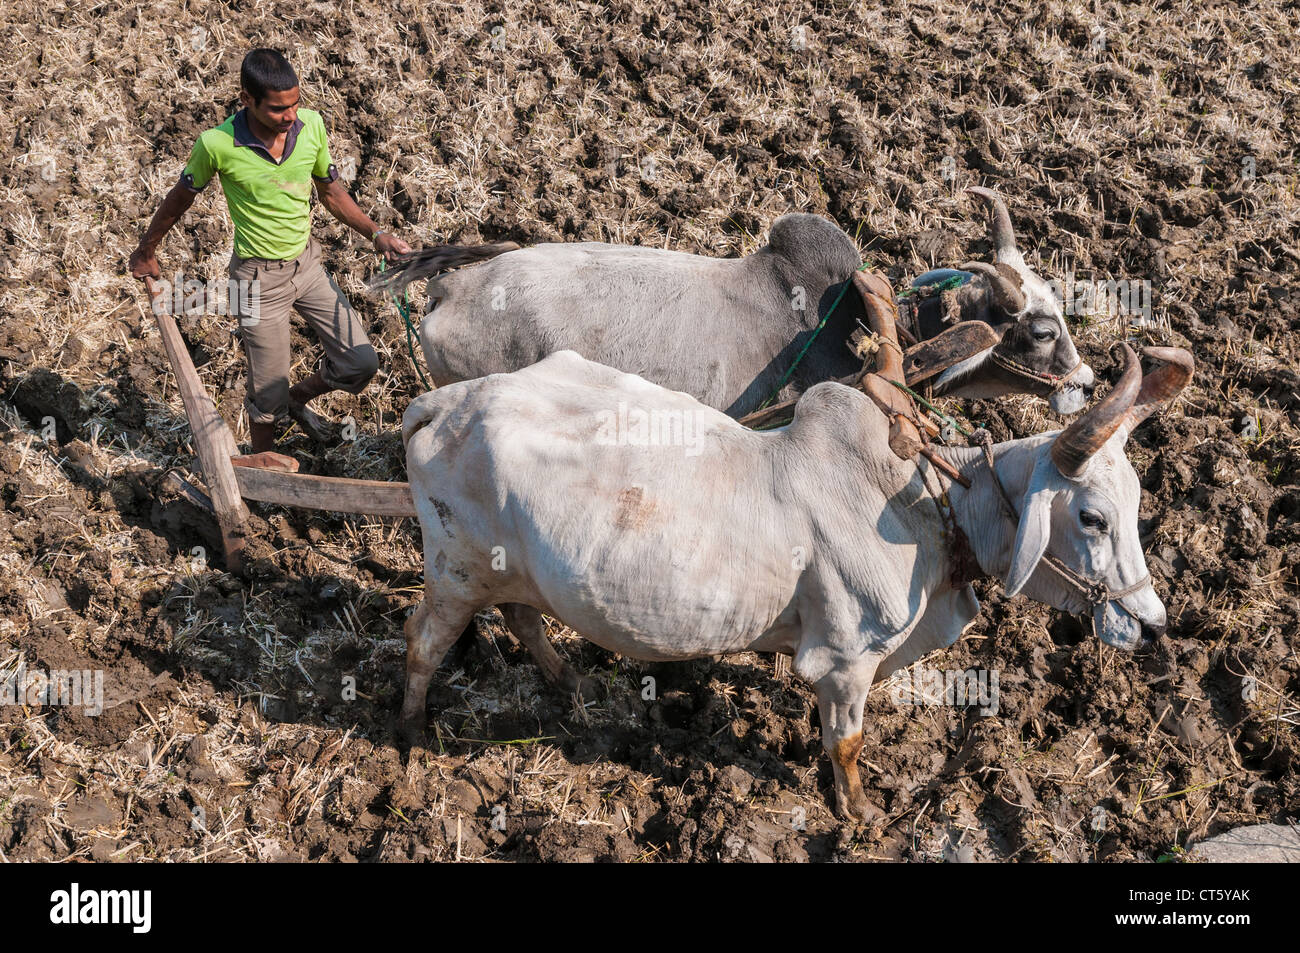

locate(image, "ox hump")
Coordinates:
765 214 862 282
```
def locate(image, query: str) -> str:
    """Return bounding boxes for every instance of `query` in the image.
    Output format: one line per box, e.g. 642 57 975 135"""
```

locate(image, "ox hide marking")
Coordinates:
614 485 658 531
429 497 456 538
425 548 471 586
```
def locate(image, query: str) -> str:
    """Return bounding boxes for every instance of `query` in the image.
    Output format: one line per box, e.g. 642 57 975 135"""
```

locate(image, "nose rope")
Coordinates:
987 348 1084 395
970 431 1151 611
1034 555 1151 611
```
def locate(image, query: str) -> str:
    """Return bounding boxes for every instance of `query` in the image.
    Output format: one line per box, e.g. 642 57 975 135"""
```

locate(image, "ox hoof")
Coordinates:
560 671 601 703
836 791 885 827
395 716 425 748
576 675 602 702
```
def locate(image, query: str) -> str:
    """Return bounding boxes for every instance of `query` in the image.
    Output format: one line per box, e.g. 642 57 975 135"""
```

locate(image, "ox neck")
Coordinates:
930 436 1050 584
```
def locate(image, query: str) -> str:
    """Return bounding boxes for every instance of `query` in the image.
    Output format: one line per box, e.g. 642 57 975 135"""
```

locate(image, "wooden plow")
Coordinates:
143 276 418 575
143 271 993 575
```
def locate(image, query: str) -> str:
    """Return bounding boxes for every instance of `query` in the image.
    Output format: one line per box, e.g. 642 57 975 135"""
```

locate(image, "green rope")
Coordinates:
757 262 872 411
889 379 981 439
378 257 433 391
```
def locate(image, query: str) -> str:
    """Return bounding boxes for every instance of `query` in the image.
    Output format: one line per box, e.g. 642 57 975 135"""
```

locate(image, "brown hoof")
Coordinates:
396 716 425 748
837 791 886 826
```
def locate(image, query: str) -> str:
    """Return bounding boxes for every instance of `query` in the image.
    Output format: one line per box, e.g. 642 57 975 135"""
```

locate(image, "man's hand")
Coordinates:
131 184 196 280
315 178 413 262
374 231 412 264
129 246 161 280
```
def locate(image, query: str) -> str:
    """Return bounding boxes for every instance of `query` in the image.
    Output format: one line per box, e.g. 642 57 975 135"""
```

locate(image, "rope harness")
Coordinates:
916 459 984 589
898 269 1085 399
896 373 1150 615
987 348 1084 396
967 429 1151 611
378 256 433 391
754 263 1152 628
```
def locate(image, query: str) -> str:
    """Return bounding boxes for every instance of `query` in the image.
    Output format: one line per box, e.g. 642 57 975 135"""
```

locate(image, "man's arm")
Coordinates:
129 184 199 279
315 178 412 262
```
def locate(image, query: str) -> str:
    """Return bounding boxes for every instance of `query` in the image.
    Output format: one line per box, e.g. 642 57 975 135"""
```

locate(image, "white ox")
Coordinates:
399 345 1190 820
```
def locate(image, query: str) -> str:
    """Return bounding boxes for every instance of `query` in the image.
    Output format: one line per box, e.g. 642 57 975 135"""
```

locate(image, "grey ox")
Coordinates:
372 188 1095 417
399 343 1191 821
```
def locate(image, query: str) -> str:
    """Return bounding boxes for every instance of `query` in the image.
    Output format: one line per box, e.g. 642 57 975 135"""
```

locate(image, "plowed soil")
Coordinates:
0 0 1296 861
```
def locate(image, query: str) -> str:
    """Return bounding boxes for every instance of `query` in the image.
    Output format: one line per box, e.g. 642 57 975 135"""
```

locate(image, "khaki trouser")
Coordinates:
229 237 379 425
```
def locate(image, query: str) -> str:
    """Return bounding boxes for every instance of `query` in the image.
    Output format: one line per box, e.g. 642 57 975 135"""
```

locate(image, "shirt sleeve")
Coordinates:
311 114 338 183
179 134 216 192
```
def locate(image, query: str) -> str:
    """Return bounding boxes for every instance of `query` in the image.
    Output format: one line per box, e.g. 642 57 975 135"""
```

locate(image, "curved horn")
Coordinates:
966 186 1020 263
1051 344 1142 478
958 260 1026 316
1124 346 1195 433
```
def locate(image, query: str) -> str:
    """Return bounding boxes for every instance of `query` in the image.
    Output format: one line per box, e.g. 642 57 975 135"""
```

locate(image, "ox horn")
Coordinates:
966 186 1021 264
1051 343 1142 478
958 260 1026 317
1123 346 1195 433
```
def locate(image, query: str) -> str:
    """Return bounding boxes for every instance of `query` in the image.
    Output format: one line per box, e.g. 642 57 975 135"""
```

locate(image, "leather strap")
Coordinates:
854 269 923 461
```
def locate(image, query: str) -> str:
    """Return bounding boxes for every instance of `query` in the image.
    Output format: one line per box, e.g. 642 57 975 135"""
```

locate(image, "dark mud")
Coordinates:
0 0 1296 860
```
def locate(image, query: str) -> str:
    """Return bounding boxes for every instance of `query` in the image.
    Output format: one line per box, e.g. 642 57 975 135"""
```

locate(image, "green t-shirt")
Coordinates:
180 107 337 261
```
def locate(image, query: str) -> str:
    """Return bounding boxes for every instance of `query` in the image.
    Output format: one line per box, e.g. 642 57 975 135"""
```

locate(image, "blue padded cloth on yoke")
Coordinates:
911 268 974 289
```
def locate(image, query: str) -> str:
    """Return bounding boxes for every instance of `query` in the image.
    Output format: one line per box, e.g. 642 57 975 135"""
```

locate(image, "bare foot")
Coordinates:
288 400 333 443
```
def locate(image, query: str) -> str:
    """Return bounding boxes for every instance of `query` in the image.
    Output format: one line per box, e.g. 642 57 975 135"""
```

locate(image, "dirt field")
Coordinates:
1 0 1297 862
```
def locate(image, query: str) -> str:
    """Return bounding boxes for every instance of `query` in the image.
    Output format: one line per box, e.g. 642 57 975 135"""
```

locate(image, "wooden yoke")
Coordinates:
851 270 923 460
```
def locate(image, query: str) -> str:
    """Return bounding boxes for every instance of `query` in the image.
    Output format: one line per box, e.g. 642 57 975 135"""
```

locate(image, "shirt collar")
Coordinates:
232 108 303 163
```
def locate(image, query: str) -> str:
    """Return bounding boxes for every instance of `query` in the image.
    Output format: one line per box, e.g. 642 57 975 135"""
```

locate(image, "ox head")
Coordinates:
929 188 1096 414
1002 345 1193 649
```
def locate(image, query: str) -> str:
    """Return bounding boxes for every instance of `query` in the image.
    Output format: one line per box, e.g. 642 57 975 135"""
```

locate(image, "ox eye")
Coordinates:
1032 326 1057 342
1080 510 1108 532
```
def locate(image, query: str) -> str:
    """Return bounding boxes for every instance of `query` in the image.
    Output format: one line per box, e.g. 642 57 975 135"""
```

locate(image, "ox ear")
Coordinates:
1005 456 1058 597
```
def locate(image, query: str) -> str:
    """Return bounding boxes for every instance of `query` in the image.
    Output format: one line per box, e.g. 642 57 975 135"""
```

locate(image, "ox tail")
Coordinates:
367 241 521 295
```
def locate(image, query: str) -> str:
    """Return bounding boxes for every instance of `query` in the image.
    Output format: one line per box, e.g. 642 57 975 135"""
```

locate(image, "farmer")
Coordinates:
129 48 411 455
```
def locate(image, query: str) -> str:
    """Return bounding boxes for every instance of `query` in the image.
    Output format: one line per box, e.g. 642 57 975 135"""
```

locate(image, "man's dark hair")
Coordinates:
240 49 299 103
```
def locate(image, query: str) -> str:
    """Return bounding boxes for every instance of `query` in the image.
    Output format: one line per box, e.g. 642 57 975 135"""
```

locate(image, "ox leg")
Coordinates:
814 671 883 825
398 598 475 744
499 604 599 701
